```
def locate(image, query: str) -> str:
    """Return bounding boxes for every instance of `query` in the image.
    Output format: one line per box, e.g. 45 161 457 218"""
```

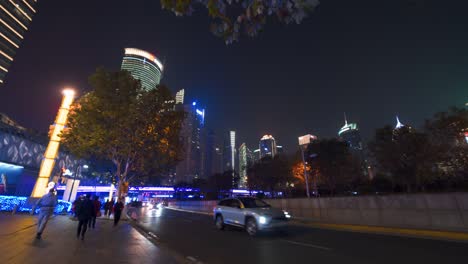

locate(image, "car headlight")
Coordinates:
283 211 291 218
259 216 267 224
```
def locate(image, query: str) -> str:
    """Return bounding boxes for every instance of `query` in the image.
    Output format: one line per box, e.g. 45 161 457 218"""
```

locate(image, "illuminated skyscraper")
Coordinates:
175 101 206 183
238 143 253 188
175 89 185 104
223 131 237 173
121 48 164 91
259 135 277 159
338 115 363 151
0 0 38 84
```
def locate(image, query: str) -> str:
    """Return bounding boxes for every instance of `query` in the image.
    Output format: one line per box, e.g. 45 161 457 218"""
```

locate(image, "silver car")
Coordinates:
213 197 291 236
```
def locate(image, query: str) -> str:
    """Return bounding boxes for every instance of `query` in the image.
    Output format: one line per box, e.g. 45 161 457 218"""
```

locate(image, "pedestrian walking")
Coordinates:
113 197 124 226
106 199 115 218
75 194 94 240
88 196 101 229
35 188 58 239
103 199 109 217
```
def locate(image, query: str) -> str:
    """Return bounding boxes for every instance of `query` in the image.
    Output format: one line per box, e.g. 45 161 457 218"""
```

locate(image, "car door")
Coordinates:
227 199 243 226
219 199 235 224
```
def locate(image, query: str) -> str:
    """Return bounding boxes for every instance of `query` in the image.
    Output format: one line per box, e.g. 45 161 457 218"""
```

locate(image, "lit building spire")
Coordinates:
344 112 348 126
395 116 404 129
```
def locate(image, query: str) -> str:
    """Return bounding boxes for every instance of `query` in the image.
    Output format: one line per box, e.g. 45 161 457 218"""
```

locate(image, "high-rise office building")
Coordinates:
238 143 253 188
259 135 277 159
121 48 163 91
338 116 363 151
0 0 38 84
277 145 284 154
253 149 260 163
223 131 237 173
175 89 185 104
175 101 206 183
338 115 372 179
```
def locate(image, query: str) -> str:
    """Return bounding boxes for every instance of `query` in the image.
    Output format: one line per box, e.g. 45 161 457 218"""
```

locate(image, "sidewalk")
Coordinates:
0 213 181 264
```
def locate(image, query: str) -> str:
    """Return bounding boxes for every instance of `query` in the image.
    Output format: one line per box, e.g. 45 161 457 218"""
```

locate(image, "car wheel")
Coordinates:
215 215 225 230
246 218 258 236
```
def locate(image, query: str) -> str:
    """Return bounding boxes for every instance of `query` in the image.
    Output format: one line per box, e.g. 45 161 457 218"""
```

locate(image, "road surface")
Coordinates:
138 207 468 264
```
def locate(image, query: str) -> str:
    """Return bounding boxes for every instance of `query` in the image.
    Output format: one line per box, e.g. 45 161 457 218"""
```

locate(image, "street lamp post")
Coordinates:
300 146 310 198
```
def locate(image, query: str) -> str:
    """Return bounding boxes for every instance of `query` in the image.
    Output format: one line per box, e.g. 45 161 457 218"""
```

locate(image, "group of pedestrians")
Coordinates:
35 189 125 241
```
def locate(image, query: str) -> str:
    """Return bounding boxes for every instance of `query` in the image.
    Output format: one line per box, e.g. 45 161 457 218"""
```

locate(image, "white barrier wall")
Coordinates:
169 193 468 232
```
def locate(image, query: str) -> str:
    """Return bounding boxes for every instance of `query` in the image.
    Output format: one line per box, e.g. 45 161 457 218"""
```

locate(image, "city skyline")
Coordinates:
0 0 466 153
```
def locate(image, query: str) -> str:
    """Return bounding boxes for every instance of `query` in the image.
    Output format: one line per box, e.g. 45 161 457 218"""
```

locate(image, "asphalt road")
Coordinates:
138 207 468 264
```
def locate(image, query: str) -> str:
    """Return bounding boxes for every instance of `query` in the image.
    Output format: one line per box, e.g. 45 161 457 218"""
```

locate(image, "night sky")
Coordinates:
0 0 467 152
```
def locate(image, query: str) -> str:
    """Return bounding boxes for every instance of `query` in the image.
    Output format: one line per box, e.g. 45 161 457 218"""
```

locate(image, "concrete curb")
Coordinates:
165 207 468 243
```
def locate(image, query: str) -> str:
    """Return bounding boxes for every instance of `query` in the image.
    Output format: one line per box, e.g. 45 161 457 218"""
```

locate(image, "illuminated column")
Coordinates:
31 89 75 197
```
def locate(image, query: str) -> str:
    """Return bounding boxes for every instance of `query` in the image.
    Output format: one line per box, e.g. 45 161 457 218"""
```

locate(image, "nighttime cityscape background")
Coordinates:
0 0 468 263
1 0 467 152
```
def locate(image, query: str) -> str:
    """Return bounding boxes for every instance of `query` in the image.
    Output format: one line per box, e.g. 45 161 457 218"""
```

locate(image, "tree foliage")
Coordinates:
160 0 320 44
247 155 292 192
61 68 185 194
425 107 468 181
369 107 468 192
306 139 363 195
369 126 441 192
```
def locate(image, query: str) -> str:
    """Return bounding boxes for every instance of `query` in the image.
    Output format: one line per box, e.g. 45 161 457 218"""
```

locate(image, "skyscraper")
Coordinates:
338 115 370 178
0 0 38 84
175 101 206 183
175 89 185 104
223 131 237 173
121 48 164 91
238 143 253 188
259 135 277 159
338 115 363 151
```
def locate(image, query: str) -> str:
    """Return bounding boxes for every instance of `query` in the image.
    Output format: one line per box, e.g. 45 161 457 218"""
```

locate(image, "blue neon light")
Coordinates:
0 195 72 214
192 102 197 106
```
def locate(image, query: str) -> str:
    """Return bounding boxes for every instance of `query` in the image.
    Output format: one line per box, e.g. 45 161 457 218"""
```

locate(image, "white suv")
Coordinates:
213 197 291 236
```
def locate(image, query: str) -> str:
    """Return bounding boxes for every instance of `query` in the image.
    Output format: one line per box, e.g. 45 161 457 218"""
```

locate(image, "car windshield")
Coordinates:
239 198 270 208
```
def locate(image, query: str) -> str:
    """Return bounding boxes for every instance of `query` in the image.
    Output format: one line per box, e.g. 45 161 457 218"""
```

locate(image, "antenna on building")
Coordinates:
344 112 348 126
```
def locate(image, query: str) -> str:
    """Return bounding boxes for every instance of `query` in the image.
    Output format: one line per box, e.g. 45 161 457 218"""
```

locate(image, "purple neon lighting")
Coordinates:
55 186 174 192
56 185 258 194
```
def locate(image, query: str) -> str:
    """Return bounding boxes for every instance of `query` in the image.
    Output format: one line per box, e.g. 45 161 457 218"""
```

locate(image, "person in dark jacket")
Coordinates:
75 194 94 240
113 197 124 226
103 199 110 217
89 196 101 228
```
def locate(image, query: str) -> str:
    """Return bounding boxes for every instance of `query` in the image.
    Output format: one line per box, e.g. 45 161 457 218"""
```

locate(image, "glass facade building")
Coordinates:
0 0 38 84
121 48 163 91
259 135 277 159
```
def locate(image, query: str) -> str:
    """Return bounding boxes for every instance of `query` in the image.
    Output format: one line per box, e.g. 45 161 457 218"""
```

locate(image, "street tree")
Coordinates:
306 139 361 195
368 126 436 192
247 155 292 193
61 68 185 197
160 0 321 44
425 107 468 186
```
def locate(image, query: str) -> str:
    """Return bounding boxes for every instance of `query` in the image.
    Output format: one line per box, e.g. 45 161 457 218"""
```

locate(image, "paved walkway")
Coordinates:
0 213 180 264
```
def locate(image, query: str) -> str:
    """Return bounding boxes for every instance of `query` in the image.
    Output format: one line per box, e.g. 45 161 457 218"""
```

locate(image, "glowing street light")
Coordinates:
31 88 76 197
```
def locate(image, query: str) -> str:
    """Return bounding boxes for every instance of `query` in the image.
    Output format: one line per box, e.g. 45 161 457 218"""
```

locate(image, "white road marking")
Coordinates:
280 239 332 251
186 256 204 263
